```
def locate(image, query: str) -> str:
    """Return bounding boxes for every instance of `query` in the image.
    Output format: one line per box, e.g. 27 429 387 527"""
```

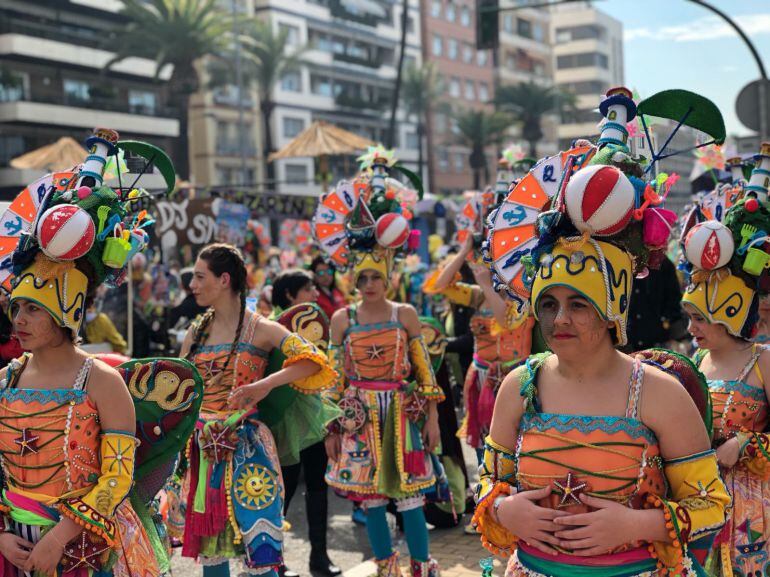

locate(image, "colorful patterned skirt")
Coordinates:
182 413 284 571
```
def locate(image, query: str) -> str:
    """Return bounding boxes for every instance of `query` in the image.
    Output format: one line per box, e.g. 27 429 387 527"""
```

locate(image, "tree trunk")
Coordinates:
176 93 191 181
261 99 276 186
387 0 409 148
528 139 537 159
473 166 481 190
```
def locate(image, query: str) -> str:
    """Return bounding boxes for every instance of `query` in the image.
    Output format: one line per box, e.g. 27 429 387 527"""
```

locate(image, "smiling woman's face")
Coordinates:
537 285 613 352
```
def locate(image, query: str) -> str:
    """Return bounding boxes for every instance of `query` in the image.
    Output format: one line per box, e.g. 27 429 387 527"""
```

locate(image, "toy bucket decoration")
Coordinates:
103 236 131 268
642 207 677 248
744 246 770 276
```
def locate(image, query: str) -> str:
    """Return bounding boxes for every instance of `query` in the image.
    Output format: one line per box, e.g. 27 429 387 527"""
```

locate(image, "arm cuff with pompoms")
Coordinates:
280 333 338 393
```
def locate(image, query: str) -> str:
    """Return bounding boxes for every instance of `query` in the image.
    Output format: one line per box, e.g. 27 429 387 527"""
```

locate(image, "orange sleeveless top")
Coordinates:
343 304 410 384
471 310 532 364
0 355 101 502
190 313 269 415
517 355 666 548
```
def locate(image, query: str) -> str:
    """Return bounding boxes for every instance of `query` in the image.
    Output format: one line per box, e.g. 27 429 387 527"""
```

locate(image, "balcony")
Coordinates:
216 140 258 157
334 92 389 112
333 51 383 69
328 0 385 28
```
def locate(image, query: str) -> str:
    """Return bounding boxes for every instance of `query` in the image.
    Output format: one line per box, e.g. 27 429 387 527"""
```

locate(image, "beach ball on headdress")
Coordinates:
565 164 635 236
375 213 410 248
684 221 734 271
36 204 95 261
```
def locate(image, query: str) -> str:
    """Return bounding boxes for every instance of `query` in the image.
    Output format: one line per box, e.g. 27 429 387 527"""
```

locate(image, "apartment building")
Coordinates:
257 0 422 195
550 2 624 149
422 0 495 195
0 0 180 198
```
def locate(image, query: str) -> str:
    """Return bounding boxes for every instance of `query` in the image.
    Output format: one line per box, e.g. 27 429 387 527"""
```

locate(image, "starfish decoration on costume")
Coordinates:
201 424 238 464
366 343 385 360
14 428 40 457
553 472 587 507
201 357 225 380
62 531 111 572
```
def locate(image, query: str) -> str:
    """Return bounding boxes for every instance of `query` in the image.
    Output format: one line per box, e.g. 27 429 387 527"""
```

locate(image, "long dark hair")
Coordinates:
185 243 248 366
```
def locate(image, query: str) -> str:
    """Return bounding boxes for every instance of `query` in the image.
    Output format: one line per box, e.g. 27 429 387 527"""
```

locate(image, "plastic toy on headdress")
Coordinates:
312 145 423 271
484 86 726 306
0 127 175 293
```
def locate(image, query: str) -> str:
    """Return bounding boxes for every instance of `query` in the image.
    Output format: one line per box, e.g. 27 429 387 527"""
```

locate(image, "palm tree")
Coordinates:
452 108 513 189
401 63 443 181
495 81 577 158
238 20 307 184
106 0 233 180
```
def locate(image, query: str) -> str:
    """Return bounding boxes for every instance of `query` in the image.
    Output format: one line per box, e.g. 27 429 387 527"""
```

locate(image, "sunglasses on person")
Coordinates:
315 269 334 276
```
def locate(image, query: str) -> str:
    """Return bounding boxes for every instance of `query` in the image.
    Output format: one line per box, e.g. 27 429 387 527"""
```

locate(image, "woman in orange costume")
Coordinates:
474 89 730 576
425 235 533 460
179 243 335 577
681 165 770 575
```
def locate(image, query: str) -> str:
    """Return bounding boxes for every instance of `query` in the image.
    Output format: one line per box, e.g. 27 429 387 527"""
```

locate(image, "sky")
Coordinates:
595 0 770 138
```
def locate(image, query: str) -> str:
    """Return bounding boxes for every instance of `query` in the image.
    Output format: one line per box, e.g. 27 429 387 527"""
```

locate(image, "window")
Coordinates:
460 6 471 27
559 80 608 96
555 25 606 43
63 79 91 103
449 77 460 97
477 50 488 66
445 2 455 22
556 52 609 70
432 34 443 56
438 148 449 171
406 131 419 149
128 90 157 115
462 43 473 63
279 23 300 45
431 0 441 17
448 39 458 60
454 152 464 172
533 60 546 76
0 135 25 164
464 80 475 100
450 117 460 135
434 112 447 133
532 22 544 42
0 71 27 102
503 14 513 33
283 117 305 138
285 163 308 184
311 75 333 96
216 166 234 185
517 18 532 39
281 71 302 92
478 82 489 102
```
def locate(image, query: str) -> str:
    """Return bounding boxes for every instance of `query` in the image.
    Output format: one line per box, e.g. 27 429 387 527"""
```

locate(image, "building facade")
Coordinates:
0 0 180 198
422 0 495 195
550 2 623 149
263 0 421 195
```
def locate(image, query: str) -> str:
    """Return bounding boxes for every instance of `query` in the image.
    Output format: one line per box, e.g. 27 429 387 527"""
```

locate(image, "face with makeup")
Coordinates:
683 303 734 350
536 286 615 353
356 270 387 303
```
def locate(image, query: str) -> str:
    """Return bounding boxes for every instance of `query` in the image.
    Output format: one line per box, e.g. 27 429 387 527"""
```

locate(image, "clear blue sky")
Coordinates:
596 0 770 137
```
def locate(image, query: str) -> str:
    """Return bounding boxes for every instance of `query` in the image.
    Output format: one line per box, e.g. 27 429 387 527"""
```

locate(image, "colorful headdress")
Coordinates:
681 146 770 338
3 127 174 335
485 87 708 346
312 146 422 283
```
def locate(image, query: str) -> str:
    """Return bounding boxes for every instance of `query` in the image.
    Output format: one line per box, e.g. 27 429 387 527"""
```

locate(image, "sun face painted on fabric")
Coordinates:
234 463 279 510
682 271 755 337
531 239 632 347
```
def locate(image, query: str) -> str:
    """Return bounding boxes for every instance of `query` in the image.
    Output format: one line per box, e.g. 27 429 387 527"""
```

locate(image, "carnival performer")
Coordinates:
311 256 347 321
475 87 731 576
270 268 341 577
180 243 336 577
313 147 444 577
425 233 533 460
682 144 770 576
0 127 172 577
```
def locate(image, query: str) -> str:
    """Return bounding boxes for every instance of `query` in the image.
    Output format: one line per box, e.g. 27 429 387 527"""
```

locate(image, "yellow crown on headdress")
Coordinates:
531 238 633 346
352 249 393 285
10 255 88 334
682 270 755 337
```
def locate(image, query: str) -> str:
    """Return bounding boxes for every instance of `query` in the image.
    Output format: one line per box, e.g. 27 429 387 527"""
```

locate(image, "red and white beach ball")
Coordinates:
564 165 635 237
36 204 95 261
375 213 410 248
684 221 734 271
